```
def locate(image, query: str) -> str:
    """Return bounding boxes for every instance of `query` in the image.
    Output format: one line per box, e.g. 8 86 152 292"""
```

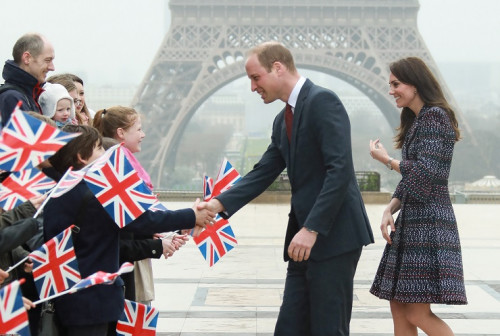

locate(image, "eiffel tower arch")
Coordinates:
132 0 469 187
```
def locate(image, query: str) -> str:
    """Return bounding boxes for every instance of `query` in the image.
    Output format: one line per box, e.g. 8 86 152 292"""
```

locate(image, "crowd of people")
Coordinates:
0 33 467 336
0 33 215 336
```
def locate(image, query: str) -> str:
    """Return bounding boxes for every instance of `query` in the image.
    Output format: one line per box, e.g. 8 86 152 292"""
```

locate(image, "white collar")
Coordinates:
287 76 306 112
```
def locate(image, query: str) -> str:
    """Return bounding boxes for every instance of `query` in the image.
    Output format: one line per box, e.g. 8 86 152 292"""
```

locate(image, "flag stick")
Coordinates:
5 256 29 273
32 288 76 305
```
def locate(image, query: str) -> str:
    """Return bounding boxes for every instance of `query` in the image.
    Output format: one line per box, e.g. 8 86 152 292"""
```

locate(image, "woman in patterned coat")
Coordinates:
369 57 467 335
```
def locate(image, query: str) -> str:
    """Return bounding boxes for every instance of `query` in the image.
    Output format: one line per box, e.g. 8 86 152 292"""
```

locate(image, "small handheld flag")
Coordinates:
30 225 81 299
84 145 158 228
0 279 30 336
0 102 80 172
193 158 240 266
0 168 55 210
116 300 159 336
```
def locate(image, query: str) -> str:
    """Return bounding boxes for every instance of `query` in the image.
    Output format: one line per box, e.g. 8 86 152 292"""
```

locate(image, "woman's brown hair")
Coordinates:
390 57 460 148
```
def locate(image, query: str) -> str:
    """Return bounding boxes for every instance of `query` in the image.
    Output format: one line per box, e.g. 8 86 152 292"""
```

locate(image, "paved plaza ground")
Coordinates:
151 202 500 335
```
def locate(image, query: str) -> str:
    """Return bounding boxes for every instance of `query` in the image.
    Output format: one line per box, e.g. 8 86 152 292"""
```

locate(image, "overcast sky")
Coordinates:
1 0 499 86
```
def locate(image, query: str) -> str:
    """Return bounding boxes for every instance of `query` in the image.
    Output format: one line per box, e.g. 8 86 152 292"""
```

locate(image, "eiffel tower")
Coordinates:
132 0 469 187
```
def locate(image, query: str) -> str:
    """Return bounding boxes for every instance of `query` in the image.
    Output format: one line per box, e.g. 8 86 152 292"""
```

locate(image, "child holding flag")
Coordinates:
43 125 213 335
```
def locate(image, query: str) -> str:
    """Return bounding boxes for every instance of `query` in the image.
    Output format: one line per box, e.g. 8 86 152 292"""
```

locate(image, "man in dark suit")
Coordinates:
201 41 374 335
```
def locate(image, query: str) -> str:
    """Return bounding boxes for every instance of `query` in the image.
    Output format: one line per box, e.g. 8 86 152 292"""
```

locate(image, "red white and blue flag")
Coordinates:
203 176 214 201
0 168 55 210
0 102 80 172
71 262 134 291
194 214 238 266
193 158 240 266
149 200 168 212
116 300 159 336
83 145 158 228
0 280 30 336
211 158 241 198
50 166 88 199
30 225 81 299
31 166 90 219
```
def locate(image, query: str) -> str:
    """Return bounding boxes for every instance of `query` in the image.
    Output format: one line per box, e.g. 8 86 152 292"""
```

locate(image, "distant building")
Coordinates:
455 175 500 204
464 175 500 193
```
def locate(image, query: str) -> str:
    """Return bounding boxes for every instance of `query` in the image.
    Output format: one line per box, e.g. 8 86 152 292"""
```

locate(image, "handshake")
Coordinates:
191 198 224 237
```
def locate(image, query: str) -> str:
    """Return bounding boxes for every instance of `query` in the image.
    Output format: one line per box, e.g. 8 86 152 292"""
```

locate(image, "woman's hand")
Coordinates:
381 209 395 244
369 139 390 164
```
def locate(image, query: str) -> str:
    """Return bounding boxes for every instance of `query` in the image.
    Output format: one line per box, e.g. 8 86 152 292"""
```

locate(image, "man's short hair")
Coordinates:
12 33 45 64
249 41 297 74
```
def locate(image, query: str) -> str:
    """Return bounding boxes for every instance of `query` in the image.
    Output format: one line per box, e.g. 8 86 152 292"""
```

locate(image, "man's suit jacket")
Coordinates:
217 79 374 261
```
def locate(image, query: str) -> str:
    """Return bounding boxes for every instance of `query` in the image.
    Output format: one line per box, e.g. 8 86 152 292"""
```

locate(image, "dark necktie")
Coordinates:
285 103 293 142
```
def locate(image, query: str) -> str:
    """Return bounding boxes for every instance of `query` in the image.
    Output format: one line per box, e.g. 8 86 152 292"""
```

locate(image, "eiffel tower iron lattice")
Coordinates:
132 0 473 187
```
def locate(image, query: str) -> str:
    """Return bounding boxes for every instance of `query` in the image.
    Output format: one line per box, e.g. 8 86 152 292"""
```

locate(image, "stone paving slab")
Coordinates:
151 203 500 335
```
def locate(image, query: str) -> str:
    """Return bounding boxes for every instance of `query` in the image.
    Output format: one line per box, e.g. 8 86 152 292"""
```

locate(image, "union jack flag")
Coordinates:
0 102 80 172
50 166 88 198
0 280 30 336
211 158 241 198
203 176 214 201
31 166 90 218
193 158 240 266
71 262 134 291
33 144 121 217
0 168 55 210
83 145 158 228
194 214 238 266
116 300 159 336
149 200 168 212
30 225 81 299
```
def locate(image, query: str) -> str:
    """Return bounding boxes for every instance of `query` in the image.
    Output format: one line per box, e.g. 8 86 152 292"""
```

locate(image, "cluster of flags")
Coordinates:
0 105 161 229
193 159 241 266
0 103 78 209
0 104 162 335
0 103 243 334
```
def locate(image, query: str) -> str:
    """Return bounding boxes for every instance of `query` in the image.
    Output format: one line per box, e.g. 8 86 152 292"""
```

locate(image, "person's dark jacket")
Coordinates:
0 201 37 286
0 60 44 126
43 182 195 326
0 218 38 254
217 79 374 261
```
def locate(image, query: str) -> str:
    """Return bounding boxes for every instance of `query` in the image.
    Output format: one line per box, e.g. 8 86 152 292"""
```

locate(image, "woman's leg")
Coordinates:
405 303 454 336
390 300 418 336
